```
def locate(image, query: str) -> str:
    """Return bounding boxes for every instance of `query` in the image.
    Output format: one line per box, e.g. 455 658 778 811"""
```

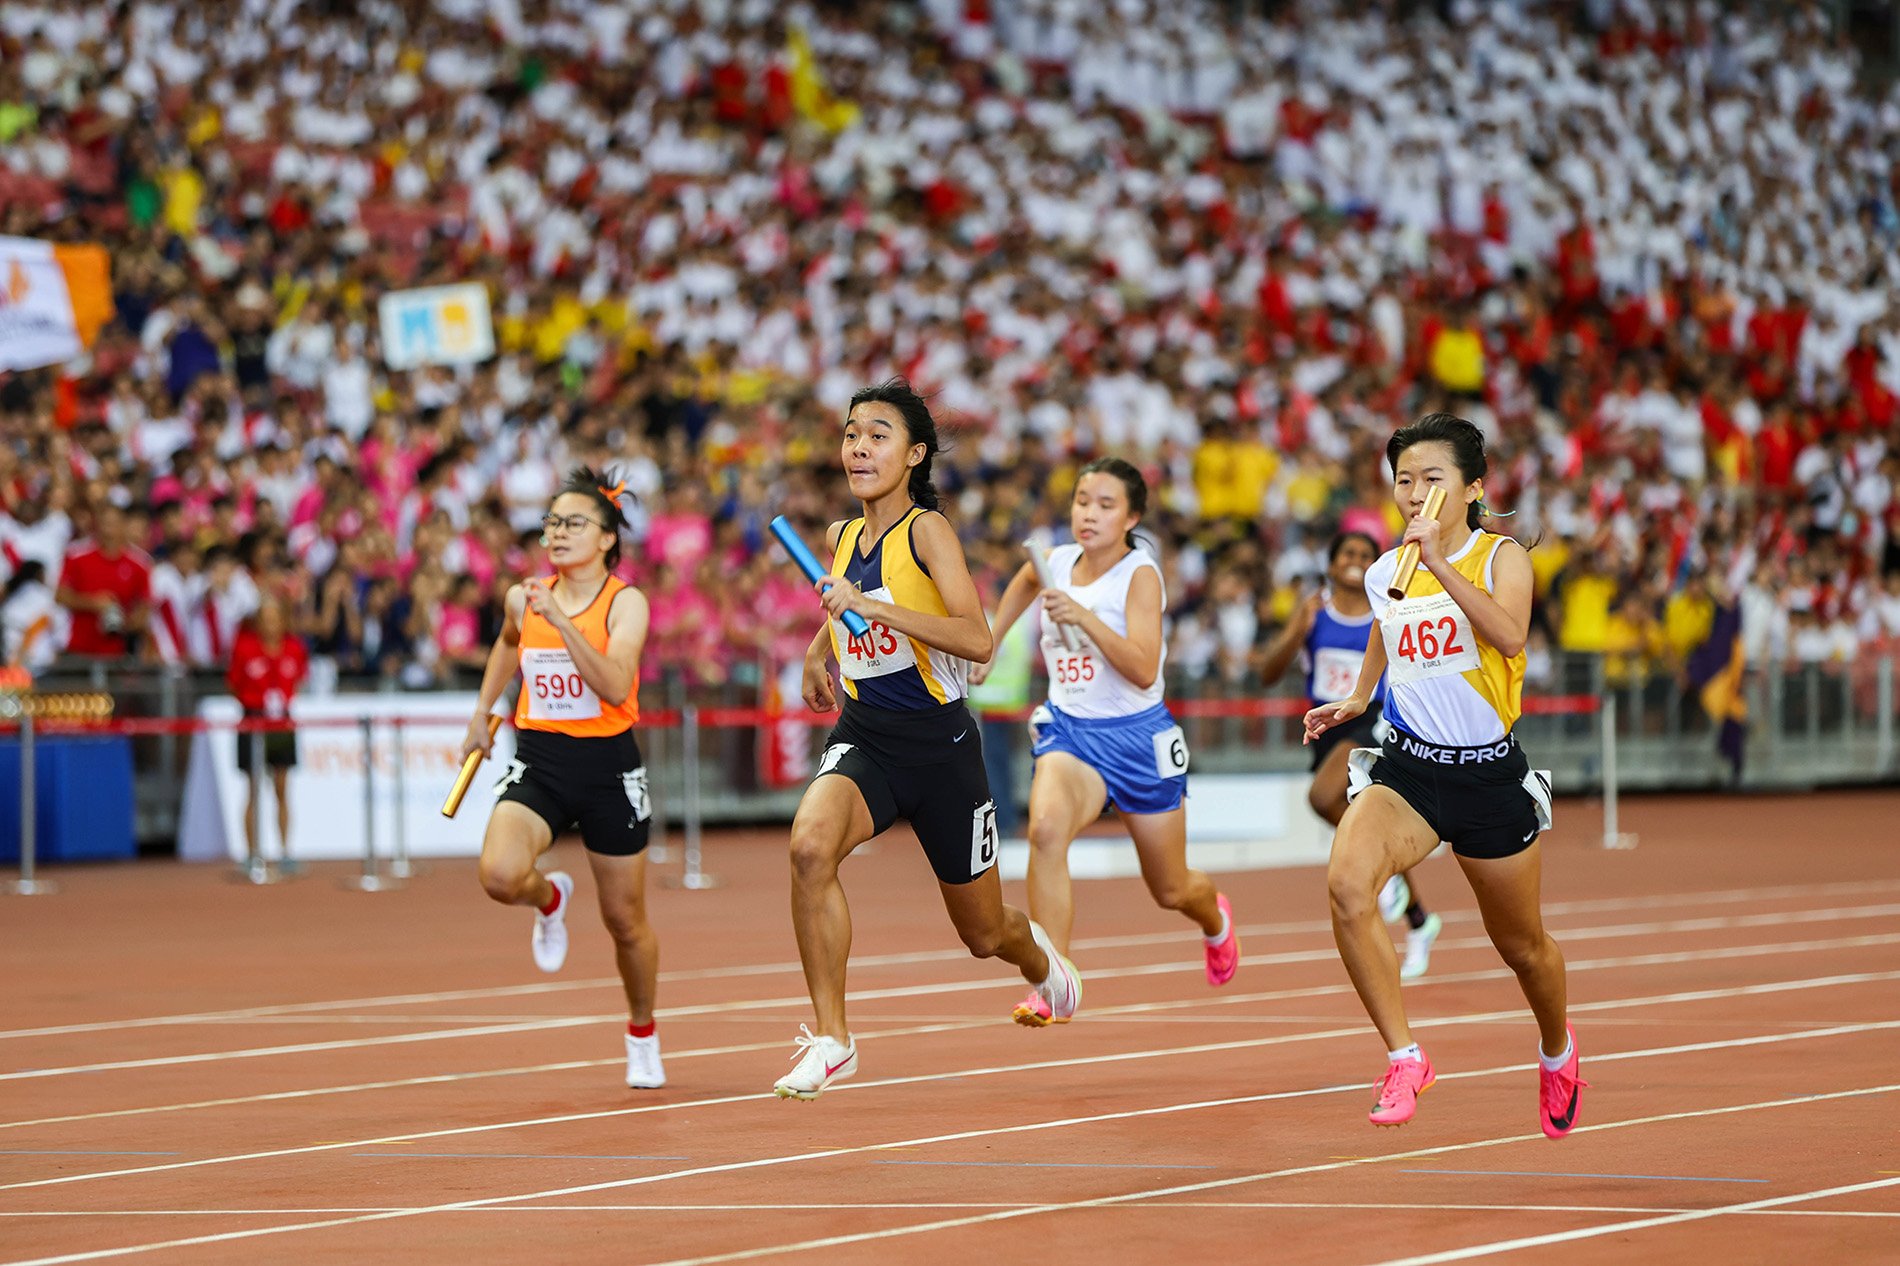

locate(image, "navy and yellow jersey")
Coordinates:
828 506 970 710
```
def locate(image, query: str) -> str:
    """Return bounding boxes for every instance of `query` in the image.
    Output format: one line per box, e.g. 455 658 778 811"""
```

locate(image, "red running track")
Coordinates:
1 789 1898 1265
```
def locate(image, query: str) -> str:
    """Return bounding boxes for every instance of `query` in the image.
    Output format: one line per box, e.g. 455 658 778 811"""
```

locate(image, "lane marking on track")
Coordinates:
1 980 1893 1199
1395 1168 1766 1184
4 935 1896 1133
640 1084 1900 1266
3 1202 1898 1219
10 904 1898 1083
7 877 1896 1041
8 1055 1895 1266
1371 1175 1900 1265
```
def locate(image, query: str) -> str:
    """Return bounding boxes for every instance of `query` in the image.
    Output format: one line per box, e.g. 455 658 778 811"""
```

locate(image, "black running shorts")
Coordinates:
495 728 652 857
1357 728 1547 860
817 698 998 885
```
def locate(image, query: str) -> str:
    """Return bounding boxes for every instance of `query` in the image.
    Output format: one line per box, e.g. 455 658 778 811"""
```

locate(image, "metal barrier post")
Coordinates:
346 716 397 891
389 717 414 879
1601 694 1634 849
665 704 718 890
646 723 672 864
1805 664 1822 760
1877 656 1895 778
158 669 178 822
236 726 283 884
8 713 56 895
1765 670 1783 762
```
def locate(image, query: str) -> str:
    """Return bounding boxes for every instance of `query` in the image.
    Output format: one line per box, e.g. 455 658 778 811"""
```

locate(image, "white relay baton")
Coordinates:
1024 538 1083 652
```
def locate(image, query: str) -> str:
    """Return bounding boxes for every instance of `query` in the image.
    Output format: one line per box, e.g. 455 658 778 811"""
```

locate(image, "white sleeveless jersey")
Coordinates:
1039 543 1166 718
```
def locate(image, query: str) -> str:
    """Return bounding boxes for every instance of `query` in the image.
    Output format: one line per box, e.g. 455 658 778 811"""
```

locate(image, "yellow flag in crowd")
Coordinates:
787 26 860 133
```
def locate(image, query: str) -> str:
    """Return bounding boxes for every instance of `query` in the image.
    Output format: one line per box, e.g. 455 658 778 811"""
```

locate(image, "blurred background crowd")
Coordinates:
5 0 1900 703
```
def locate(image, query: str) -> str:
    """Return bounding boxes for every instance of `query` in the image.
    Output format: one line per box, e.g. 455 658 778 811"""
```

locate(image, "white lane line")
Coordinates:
2 1203 1897 1219
13 903 1898 1083
9 1054 1895 1266
8 877 1895 1041
3 975 1893 1197
1370 1175 1900 1265
640 1083 1900 1266
5 934 1895 1133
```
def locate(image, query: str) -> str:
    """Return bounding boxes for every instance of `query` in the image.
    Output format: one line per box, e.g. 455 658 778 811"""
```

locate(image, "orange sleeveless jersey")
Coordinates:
514 576 640 736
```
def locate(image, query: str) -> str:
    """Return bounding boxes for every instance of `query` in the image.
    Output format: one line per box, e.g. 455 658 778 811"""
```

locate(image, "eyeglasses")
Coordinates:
541 514 605 535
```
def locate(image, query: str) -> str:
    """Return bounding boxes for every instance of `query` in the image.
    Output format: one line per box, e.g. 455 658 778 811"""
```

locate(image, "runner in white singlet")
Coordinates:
974 459 1238 1026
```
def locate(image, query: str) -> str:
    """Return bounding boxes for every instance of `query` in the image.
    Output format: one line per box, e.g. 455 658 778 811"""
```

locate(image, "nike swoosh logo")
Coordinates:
953 731 969 743
1549 1084 1579 1131
825 1054 853 1077
1523 829 1538 843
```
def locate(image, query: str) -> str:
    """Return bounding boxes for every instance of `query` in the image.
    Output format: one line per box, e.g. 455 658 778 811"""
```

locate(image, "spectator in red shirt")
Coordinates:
57 504 152 658
228 598 309 867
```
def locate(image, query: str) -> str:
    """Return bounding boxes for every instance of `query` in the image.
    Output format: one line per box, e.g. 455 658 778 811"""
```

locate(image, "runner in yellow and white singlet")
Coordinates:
1304 413 1583 1137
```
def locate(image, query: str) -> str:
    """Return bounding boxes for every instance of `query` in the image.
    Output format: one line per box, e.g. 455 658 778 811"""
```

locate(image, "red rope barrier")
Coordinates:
0 693 1604 737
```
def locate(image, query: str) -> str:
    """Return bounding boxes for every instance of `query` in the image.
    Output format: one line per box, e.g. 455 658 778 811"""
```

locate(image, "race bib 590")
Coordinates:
522 647 602 721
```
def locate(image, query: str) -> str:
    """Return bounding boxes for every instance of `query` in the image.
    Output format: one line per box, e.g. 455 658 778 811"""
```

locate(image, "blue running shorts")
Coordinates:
1030 701 1187 816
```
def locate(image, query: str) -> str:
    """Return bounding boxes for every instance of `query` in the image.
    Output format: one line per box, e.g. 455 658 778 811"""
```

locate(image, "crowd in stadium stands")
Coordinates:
4 0 1900 702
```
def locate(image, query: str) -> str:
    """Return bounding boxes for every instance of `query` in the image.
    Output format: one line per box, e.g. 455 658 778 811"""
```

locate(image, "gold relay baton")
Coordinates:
445 680 518 819
443 715 503 818
1387 485 1448 601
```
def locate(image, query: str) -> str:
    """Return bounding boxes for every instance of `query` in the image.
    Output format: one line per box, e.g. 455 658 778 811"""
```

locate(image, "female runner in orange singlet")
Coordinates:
463 466 664 1090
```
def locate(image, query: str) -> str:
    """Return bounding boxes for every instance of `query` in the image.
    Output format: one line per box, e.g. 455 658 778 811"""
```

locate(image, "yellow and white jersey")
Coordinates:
828 507 969 709
1363 530 1524 747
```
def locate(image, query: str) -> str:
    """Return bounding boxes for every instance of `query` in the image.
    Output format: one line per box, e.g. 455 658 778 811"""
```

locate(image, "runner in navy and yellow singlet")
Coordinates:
1259 531 1442 979
463 466 665 1091
1304 414 1582 1135
773 380 1079 1101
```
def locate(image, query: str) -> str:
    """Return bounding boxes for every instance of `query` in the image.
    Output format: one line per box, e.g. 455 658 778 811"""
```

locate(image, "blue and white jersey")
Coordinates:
1303 601 1378 705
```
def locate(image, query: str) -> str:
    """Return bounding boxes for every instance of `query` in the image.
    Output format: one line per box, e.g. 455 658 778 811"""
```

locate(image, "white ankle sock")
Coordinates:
1388 1043 1421 1064
1203 906 1231 946
1538 1036 1573 1071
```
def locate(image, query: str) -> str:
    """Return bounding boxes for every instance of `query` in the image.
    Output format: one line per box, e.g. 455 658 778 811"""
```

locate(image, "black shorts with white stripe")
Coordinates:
495 728 652 856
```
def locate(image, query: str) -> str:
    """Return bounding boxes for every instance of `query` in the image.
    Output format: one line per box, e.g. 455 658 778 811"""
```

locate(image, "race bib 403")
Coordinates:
835 587 918 680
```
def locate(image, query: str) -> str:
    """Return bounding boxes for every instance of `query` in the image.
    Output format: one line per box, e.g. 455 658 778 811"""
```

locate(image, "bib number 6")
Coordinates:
1152 725 1189 778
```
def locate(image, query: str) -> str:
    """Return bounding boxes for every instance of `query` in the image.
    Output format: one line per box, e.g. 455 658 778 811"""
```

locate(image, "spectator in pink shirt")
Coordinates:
646 483 715 575
436 575 486 681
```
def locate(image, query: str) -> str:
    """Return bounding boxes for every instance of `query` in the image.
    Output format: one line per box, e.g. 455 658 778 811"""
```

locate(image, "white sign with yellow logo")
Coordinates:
377 282 495 369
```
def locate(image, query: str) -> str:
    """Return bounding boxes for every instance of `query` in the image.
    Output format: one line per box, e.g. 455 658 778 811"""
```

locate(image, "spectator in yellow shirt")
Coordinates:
1603 590 1665 686
1428 306 1486 397
1662 575 1716 664
1554 558 1618 654
1192 421 1277 521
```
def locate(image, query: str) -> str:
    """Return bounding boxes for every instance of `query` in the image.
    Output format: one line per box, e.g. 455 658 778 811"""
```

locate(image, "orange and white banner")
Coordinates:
0 236 113 371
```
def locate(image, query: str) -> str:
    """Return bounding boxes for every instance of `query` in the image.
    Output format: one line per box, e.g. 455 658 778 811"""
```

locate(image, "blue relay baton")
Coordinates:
770 515 871 639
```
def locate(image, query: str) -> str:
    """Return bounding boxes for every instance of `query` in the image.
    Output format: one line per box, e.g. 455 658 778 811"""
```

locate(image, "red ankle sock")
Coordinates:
628 1021 655 1039
538 886 562 917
